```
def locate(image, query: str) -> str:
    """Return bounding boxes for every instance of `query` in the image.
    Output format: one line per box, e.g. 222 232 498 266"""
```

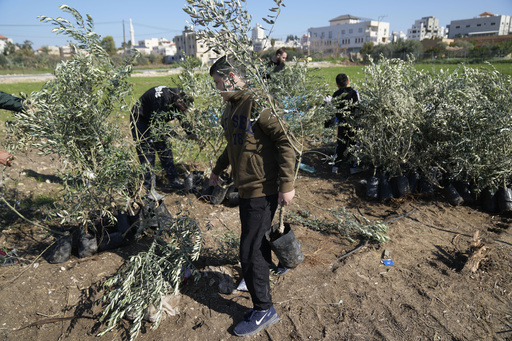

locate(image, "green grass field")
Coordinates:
310 62 512 88
1 62 511 123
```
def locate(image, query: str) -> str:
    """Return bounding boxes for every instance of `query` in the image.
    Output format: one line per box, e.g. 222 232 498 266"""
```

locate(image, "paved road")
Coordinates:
0 68 185 84
0 62 339 84
0 73 55 84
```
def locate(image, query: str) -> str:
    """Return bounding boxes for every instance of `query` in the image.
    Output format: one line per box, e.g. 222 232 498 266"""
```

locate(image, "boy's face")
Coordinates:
277 52 287 64
212 72 235 101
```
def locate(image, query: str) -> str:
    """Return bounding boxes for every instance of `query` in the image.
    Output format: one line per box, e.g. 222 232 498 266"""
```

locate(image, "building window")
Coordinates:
477 24 481 27
466 25 470 28
349 29 353 34
456 25 460 29
328 31 332 39
358 28 363 33
491 22 496 25
341 30 345 34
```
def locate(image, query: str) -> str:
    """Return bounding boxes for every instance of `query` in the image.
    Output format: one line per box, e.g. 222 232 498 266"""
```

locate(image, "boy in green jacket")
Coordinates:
209 56 296 337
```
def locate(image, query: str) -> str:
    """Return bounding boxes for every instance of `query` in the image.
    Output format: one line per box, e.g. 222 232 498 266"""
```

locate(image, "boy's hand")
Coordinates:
279 189 295 206
0 151 14 167
209 173 220 187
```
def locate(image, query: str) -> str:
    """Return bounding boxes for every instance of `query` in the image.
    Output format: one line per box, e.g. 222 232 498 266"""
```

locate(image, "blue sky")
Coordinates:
1 0 511 49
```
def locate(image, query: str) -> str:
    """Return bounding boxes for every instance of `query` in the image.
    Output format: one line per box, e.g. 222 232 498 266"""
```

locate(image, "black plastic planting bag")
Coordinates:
266 206 304 269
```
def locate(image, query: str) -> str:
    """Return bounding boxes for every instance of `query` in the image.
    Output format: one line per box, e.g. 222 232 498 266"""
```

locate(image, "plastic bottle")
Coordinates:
299 163 316 173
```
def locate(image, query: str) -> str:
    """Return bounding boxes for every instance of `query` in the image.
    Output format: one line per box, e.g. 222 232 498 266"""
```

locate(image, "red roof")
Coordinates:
479 12 494 17
0 34 8 40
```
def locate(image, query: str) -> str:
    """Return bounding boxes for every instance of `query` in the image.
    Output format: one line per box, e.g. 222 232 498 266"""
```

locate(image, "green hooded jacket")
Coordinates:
212 90 296 199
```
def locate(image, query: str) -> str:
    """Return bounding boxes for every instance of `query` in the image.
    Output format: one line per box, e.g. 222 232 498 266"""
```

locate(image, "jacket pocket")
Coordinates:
248 152 264 179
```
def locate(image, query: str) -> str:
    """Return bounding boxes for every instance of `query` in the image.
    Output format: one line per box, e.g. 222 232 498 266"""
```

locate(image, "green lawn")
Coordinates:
1 61 511 122
310 62 512 90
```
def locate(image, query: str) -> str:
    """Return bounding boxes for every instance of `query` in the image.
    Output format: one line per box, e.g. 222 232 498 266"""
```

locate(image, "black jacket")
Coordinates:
332 87 360 121
268 59 285 74
131 86 193 133
132 86 183 122
325 87 360 128
0 91 24 112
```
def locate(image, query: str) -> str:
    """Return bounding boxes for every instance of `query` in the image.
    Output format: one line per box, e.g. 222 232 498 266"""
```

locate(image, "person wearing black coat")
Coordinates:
0 90 24 112
130 86 193 191
268 48 287 74
0 91 25 166
328 73 360 173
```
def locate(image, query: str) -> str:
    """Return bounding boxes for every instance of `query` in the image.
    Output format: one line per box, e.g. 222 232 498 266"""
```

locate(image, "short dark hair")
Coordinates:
275 48 286 56
336 73 349 88
210 55 235 77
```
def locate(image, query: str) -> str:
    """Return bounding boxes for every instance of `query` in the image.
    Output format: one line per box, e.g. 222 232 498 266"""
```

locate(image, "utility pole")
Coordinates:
122 19 126 56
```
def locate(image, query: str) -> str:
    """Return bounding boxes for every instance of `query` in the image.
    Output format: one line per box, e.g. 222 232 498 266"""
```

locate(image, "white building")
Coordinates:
0 34 13 54
301 34 310 51
308 14 390 55
153 44 177 57
252 23 265 41
407 16 446 40
131 38 177 57
391 31 407 43
36 45 61 56
174 27 221 64
252 23 273 52
139 38 160 50
448 12 512 38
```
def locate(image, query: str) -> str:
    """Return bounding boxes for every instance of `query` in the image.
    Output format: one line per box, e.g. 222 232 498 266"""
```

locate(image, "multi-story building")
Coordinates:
174 27 221 64
448 12 512 38
252 23 266 41
407 16 446 40
308 14 390 55
252 23 272 52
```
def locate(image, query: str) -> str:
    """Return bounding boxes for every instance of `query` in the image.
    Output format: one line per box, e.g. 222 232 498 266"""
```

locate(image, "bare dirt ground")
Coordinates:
0 146 511 341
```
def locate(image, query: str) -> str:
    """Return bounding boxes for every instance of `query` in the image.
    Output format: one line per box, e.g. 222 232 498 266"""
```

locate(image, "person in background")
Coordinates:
209 56 296 337
268 48 287 73
0 90 25 166
328 73 360 174
131 86 195 192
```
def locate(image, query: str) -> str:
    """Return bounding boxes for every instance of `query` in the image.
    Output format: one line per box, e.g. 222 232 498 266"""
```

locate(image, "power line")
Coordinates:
132 22 182 33
0 24 43 27
0 21 120 27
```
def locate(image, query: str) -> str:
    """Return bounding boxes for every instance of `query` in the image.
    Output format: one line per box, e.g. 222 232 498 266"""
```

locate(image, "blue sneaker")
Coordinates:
276 262 289 275
233 306 279 337
277 266 289 275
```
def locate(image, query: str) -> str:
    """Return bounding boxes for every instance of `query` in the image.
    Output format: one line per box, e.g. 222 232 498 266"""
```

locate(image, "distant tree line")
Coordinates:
0 35 177 69
3 35 511 70
359 39 512 63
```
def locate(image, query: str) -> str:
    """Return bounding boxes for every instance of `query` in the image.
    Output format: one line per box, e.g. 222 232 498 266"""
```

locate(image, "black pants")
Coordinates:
130 113 178 189
239 194 278 311
334 124 355 164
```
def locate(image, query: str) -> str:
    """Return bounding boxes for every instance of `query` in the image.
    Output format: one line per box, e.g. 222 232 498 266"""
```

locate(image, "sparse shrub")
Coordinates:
6 5 143 228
